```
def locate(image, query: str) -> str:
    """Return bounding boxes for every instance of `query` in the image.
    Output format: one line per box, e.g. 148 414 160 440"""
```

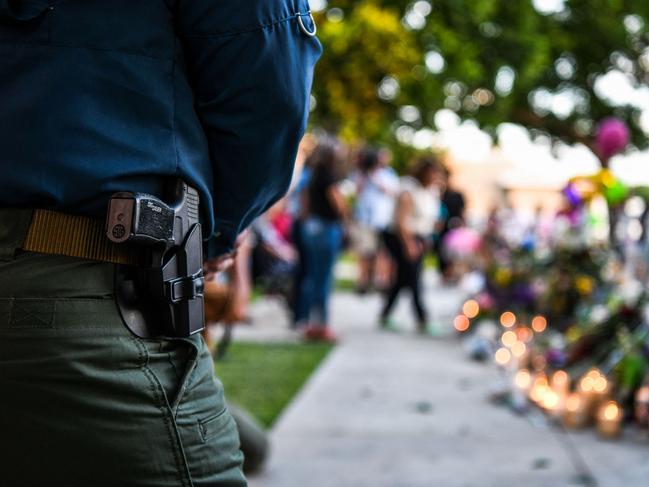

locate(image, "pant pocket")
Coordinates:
143 335 246 487
142 336 199 413
199 408 231 443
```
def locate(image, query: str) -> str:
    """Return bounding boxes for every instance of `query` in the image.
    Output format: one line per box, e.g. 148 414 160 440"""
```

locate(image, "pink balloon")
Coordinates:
443 227 482 256
596 117 629 160
476 292 495 310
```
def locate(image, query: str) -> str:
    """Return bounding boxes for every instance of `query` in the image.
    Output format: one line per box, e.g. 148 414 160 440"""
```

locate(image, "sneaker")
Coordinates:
303 325 338 343
302 325 321 341
319 327 339 343
418 321 445 337
379 317 399 331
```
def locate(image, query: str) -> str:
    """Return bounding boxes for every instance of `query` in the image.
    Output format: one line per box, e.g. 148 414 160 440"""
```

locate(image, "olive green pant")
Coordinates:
0 210 246 487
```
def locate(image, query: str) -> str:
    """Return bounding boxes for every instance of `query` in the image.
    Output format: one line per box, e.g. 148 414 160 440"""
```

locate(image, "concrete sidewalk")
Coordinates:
243 284 649 487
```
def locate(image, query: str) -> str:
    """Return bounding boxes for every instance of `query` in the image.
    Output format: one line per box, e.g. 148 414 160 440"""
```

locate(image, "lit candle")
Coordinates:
516 326 534 343
462 300 480 319
549 370 569 414
501 331 517 347
531 315 547 333
597 401 623 439
552 370 570 396
454 315 470 332
511 369 532 413
592 374 609 402
529 374 549 405
495 347 511 367
511 341 527 359
564 392 590 429
500 311 516 328
514 369 532 393
577 368 607 415
541 389 562 417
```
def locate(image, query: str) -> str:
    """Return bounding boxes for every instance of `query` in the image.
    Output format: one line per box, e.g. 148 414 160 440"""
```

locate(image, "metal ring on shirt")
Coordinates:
296 12 317 37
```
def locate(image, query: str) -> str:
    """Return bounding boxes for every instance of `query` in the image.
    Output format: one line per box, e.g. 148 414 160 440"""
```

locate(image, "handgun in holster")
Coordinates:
106 180 205 339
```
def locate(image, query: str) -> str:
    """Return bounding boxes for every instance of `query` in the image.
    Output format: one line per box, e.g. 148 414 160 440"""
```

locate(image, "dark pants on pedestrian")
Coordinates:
0 210 246 487
380 231 428 326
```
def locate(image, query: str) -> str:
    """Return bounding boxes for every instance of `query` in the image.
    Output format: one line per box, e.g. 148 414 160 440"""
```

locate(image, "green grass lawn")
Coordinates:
215 341 334 428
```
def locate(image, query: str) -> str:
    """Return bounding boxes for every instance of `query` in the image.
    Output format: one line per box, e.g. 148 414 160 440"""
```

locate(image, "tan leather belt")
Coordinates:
23 209 143 265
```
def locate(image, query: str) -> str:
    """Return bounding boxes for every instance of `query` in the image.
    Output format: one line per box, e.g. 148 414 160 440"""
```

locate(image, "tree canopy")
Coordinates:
310 0 649 163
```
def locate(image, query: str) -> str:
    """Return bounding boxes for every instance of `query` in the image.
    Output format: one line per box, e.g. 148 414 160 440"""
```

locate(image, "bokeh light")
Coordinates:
501 331 517 347
515 369 532 389
462 299 480 319
454 315 470 332
531 316 547 333
495 348 512 366
511 341 527 358
500 311 516 328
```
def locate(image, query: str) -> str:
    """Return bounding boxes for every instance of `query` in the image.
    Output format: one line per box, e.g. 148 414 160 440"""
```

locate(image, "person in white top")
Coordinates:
380 157 442 333
351 147 400 292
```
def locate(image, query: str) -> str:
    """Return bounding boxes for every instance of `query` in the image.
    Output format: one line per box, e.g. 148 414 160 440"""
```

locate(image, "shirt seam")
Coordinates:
181 13 300 40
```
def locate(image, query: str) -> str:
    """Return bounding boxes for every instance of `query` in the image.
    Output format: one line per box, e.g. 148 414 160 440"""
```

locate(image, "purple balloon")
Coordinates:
563 183 582 207
596 117 630 160
545 349 567 368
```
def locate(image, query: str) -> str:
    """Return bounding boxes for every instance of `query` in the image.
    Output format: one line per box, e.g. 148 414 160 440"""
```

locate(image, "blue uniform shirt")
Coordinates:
0 0 321 257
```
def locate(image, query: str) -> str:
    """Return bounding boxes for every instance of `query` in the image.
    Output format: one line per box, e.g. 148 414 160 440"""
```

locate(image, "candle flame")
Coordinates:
580 376 594 392
566 393 581 412
530 386 545 403
542 390 559 409
454 315 470 332
501 331 517 347
462 300 480 319
552 370 569 387
511 341 527 358
593 376 608 393
515 369 531 389
531 316 547 333
587 368 601 379
495 348 511 365
500 311 516 328
602 402 620 421
517 327 533 343
529 375 549 403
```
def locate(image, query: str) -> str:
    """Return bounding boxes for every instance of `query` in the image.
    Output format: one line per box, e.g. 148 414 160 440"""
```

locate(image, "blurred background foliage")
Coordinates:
310 0 649 168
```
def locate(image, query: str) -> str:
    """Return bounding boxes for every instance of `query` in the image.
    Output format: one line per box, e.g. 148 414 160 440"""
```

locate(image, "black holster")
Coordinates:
109 181 205 339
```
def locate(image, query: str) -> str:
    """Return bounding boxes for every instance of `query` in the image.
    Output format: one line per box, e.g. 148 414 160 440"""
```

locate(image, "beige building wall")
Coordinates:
444 150 565 221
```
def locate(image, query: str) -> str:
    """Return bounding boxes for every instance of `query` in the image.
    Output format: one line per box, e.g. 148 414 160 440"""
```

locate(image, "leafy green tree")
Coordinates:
311 0 649 163
312 2 420 142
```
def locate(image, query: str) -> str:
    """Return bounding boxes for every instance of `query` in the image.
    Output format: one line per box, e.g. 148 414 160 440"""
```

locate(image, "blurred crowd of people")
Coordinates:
204 134 467 346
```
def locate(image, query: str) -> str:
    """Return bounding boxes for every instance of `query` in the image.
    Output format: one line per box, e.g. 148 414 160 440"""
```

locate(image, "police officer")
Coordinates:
0 1 321 486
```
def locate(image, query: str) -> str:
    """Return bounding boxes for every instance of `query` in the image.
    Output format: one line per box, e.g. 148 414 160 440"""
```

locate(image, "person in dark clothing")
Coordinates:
293 137 347 341
435 166 466 281
0 1 321 485
381 158 442 334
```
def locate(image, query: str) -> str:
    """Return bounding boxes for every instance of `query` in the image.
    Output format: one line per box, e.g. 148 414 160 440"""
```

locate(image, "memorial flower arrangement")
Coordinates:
454 117 649 438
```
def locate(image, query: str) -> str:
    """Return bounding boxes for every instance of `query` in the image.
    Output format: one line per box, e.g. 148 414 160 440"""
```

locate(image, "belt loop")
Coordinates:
0 209 33 261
